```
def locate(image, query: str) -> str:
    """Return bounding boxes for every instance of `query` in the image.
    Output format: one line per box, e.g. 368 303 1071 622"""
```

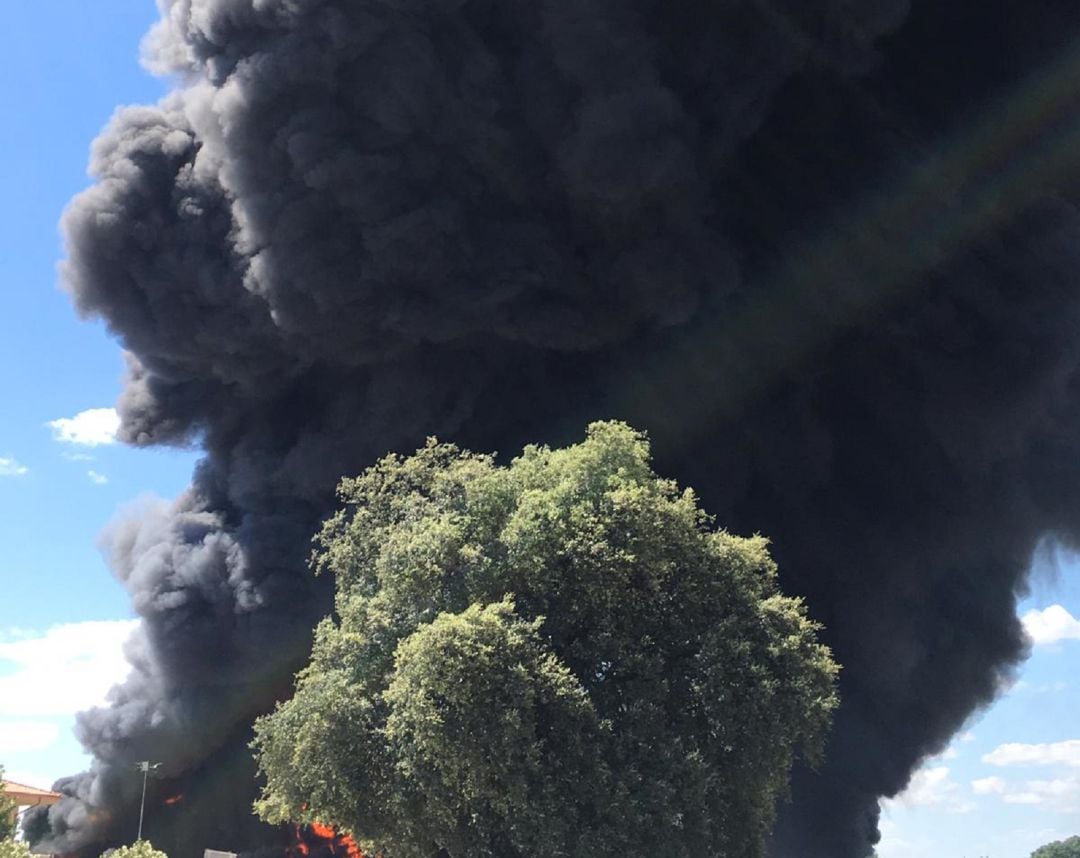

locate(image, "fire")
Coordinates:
289 822 365 858
162 793 184 806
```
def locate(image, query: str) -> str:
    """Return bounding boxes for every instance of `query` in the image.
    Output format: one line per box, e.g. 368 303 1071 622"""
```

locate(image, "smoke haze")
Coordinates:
32 1 1080 855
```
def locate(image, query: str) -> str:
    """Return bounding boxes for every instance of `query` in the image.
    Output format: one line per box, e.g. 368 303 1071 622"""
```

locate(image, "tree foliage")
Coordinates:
0 765 29 858
253 421 840 858
0 767 16 842
103 840 169 858
1032 835 1080 858
0 840 31 858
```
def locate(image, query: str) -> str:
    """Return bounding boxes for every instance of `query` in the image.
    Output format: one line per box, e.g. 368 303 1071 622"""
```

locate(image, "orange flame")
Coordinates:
339 833 363 858
289 822 364 858
162 794 184 806
309 823 336 839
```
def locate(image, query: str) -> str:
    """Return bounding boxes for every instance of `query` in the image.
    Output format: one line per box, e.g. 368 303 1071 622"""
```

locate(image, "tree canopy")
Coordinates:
0 840 30 858
0 766 28 858
0 767 17 842
102 841 169 858
1032 835 1080 858
252 421 839 858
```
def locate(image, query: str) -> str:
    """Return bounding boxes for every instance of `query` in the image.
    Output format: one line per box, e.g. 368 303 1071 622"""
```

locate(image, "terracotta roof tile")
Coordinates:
2 781 61 803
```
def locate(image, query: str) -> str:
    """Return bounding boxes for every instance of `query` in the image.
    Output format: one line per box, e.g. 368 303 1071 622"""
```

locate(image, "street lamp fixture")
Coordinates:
135 762 160 842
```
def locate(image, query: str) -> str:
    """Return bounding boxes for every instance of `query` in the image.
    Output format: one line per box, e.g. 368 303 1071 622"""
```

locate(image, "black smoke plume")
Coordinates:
31 1 1080 855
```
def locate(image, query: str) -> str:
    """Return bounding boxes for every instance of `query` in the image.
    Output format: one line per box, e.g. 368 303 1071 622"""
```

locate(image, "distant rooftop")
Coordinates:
2 781 61 807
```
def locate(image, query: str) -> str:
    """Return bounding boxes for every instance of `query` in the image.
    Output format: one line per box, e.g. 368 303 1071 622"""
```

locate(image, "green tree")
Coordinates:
253 421 840 858
102 841 169 858
1032 835 1080 858
0 765 29 858
0 766 17 842
0 839 31 858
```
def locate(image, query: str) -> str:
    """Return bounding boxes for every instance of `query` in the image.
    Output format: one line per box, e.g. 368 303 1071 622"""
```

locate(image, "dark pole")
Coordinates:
136 762 158 842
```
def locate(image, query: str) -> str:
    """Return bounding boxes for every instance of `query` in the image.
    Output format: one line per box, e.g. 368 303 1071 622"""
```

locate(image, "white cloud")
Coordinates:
981 740 1080 812
972 776 1007 795
47 408 120 447
1003 777 1080 812
875 816 914 858
0 721 60 755
983 740 1080 768
960 731 977 743
87 470 108 485
1004 790 1044 805
1008 679 1068 695
1 768 57 792
0 457 29 477
886 766 975 813
0 620 137 718
1022 604 1080 646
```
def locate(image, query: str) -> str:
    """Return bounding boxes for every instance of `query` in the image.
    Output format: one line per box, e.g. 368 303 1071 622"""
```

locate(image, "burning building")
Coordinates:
27 1 1080 856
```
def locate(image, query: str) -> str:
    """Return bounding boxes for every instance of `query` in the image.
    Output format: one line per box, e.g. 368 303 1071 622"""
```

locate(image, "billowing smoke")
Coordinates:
31 1 1080 855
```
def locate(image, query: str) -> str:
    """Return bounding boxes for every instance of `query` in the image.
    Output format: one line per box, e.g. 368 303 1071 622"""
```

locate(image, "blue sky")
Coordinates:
0 5 1077 857
876 563 1080 858
0 0 197 794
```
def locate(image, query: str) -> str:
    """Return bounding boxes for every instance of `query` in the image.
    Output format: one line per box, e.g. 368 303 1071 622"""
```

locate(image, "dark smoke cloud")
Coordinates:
32 1 1080 855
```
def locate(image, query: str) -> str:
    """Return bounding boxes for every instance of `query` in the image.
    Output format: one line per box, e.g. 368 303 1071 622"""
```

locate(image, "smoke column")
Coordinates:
32 0 1080 855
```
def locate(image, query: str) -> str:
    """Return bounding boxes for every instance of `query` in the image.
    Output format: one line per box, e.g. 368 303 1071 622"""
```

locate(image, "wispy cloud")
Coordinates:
0 621 137 718
1021 604 1080 646
972 776 1007 795
1011 679 1069 695
885 766 975 813
984 740 1080 768
87 470 109 485
875 816 915 858
1002 777 1080 811
0 456 29 477
980 740 1080 812
0 721 61 755
46 408 120 447
1 768 58 792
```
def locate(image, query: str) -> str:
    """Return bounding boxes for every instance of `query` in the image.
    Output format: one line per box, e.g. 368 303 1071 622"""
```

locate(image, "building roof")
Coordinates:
2 781 61 807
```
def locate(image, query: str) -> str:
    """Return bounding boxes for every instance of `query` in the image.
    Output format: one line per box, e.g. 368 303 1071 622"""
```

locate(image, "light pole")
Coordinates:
135 762 159 842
